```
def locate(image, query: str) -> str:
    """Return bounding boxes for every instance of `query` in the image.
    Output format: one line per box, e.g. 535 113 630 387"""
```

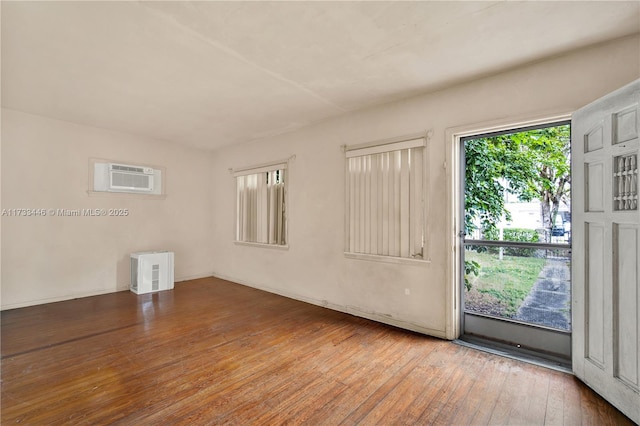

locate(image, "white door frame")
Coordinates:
444 111 573 340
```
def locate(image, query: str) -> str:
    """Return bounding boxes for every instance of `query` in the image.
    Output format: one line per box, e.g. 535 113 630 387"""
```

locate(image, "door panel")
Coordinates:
614 106 639 144
586 163 605 211
615 223 639 391
586 221 605 367
572 79 640 424
585 123 604 152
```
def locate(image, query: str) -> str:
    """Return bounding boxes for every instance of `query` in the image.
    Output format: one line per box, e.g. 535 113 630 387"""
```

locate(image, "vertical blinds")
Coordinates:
346 139 424 258
236 169 286 245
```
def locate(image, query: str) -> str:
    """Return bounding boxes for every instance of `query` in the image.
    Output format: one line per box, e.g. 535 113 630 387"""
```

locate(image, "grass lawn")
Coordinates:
465 250 546 317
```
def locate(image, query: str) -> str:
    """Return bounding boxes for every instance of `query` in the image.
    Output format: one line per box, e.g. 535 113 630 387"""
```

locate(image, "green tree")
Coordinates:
465 124 570 239
511 125 571 239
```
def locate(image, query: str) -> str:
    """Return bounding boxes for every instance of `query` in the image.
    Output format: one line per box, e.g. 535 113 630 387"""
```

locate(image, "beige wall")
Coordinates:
210 35 640 338
1 109 215 309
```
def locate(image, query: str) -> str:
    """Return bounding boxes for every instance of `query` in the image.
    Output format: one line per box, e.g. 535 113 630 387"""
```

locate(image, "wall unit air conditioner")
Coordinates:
130 251 174 295
93 162 161 194
108 163 154 192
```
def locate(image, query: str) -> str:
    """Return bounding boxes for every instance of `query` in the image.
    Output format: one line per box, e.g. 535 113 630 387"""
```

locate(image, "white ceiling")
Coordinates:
2 1 639 151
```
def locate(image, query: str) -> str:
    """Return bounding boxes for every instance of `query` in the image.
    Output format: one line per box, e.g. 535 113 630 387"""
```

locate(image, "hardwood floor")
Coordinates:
1 277 633 425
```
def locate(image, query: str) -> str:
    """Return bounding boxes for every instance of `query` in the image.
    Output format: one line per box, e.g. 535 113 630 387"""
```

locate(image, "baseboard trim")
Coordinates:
211 272 447 340
1 288 123 311
1 272 217 311
175 272 217 283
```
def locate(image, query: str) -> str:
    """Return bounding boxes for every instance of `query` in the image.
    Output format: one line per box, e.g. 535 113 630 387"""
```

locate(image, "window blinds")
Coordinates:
346 138 424 258
236 168 286 245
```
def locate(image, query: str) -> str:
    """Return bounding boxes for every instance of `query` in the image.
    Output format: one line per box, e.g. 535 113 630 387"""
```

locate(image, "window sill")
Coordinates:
234 241 289 250
344 252 430 265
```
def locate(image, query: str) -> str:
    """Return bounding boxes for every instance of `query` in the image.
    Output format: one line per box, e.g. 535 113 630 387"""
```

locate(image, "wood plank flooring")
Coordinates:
1 277 634 425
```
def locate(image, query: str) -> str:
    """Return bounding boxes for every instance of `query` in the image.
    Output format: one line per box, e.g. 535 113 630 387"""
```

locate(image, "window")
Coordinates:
345 137 425 259
234 163 287 246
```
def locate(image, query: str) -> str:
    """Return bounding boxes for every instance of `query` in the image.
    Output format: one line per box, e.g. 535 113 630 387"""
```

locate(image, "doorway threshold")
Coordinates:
455 335 572 374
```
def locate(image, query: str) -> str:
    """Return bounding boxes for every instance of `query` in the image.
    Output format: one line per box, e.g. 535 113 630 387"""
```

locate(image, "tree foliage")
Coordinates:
465 124 570 238
511 125 571 235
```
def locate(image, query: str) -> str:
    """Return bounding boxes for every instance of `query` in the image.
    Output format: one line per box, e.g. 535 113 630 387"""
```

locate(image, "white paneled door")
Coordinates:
572 79 640 424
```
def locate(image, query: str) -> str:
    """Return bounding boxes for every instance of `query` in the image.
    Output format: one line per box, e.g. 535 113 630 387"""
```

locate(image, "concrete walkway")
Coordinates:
515 258 571 330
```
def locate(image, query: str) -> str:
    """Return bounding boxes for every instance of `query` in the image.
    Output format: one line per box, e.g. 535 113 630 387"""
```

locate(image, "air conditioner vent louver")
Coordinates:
130 257 139 292
111 165 147 173
151 264 160 291
112 172 151 190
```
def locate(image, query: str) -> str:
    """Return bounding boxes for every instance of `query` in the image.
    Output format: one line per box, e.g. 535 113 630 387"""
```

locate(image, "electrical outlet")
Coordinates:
404 288 410 295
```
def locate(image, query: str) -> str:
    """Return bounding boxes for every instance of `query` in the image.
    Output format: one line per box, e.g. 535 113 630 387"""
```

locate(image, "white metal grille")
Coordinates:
151 264 160 291
111 172 152 190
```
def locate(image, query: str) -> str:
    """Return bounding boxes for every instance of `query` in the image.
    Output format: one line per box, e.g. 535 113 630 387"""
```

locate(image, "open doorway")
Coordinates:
459 121 572 365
